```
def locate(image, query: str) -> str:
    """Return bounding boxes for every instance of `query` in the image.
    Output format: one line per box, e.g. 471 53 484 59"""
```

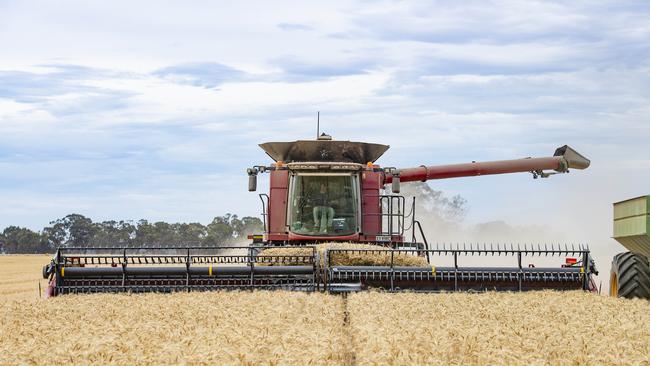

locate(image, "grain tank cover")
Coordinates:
259 140 389 163
613 195 650 259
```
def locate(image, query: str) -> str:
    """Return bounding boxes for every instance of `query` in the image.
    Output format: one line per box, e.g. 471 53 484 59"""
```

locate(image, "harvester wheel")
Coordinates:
610 252 650 299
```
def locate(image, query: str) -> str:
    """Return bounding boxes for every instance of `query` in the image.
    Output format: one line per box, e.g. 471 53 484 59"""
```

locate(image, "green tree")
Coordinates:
153 222 178 247
2 226 49 253
2 212 264 251
177 223 207 246
44 214 96 247
204 215 234 246
230 216 263 239
133 219 156 247
91 220 136 247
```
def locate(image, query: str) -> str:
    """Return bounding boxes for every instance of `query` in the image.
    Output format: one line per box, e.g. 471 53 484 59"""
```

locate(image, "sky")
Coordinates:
1 1 649 276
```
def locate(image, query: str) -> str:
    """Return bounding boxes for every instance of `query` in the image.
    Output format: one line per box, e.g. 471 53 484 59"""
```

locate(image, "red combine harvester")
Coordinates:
43 134 597 295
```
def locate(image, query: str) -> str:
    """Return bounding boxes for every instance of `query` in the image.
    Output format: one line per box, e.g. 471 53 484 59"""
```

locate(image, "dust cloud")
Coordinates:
396 182 613 292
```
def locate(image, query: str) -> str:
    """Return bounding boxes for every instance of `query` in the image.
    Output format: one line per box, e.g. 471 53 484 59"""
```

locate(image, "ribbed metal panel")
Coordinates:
613 195 650 258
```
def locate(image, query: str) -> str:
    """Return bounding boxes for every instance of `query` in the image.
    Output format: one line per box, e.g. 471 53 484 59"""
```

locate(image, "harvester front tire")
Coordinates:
610 252 650 299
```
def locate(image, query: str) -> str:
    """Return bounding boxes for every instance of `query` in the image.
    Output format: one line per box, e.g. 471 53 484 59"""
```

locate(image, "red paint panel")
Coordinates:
389 156 563 183
358 234 403 244
288 232 359 242
361 170 381 236
265 233 289 243
268 170 289 235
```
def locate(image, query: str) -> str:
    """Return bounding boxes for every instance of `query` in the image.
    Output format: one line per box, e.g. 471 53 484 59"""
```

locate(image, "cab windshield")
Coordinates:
289 174 358 236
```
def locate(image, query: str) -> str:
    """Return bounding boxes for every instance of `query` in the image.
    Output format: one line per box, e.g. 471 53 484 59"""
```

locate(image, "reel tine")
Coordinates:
528 243 532 257
545 243 548 256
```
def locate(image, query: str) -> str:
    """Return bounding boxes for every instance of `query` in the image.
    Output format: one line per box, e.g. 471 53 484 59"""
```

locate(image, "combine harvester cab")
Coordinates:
43 133 598 295
611 195 650 299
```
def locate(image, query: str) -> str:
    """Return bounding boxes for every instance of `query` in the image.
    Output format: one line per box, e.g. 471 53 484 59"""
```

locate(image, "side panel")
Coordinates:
613 195 648 237
268 170 289 235
613 195 650 258
361 170 382 237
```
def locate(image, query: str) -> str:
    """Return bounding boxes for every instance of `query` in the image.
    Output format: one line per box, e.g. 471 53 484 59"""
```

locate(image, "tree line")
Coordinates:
0 213 263 254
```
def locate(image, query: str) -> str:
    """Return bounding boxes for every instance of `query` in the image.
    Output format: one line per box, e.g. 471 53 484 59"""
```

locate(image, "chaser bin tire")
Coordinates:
610 252 650 299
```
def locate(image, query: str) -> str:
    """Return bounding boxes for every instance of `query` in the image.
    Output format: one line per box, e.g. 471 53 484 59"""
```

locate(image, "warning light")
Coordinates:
565 257 577 265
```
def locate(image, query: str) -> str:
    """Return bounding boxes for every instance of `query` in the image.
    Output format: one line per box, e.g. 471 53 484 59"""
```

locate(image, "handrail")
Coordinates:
259 193 270 233
412 220 430 263
378 195 405 236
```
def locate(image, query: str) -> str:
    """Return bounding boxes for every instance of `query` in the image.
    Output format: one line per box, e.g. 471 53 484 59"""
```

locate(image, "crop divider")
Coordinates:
186 248 191 293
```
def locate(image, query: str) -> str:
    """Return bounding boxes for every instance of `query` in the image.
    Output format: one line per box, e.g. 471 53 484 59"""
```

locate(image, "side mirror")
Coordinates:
247 168 257 192
391 172 400 194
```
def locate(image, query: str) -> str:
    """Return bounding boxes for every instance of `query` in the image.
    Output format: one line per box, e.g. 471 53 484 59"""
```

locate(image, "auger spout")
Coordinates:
386 145 590 183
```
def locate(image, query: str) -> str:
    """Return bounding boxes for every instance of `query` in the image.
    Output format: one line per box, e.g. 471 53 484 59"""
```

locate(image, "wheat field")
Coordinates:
0 254 50 301
1 255 649 365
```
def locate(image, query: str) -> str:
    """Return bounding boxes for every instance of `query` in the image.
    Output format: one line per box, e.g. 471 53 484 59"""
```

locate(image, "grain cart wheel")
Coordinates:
610 252 650 299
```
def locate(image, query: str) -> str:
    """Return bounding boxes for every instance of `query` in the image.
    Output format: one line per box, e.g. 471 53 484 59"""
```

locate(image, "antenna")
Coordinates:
316 111 320 139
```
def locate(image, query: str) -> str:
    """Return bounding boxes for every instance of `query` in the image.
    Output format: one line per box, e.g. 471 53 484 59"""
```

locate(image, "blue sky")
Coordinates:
1 1 649 267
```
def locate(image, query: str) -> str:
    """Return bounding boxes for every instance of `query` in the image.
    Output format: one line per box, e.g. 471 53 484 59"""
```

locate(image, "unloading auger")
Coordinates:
43 134 597 295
